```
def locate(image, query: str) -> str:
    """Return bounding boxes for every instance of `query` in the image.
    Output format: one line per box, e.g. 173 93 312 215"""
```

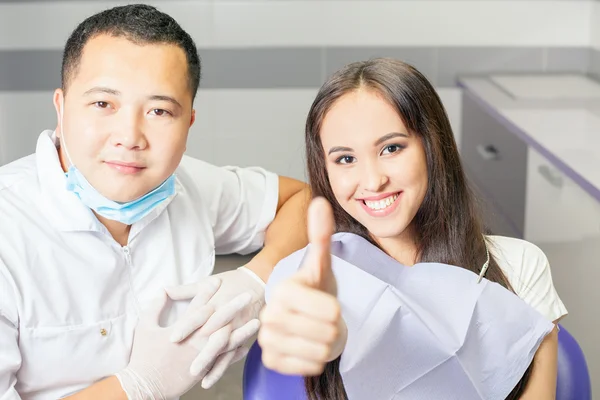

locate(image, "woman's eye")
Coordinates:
336 155 356 164
381 144 403 155
94 101 109 109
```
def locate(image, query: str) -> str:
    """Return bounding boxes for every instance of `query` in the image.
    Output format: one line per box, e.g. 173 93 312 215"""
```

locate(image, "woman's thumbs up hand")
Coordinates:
258 197 347 376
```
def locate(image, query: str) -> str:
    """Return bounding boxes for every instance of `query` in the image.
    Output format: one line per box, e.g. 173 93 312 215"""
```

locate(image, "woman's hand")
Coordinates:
258 197 347 375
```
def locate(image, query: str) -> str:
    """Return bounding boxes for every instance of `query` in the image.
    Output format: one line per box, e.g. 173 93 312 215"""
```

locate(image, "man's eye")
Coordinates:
151 109 171 117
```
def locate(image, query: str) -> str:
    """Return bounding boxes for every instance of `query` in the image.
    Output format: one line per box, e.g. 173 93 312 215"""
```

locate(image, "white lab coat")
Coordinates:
0 130 279 399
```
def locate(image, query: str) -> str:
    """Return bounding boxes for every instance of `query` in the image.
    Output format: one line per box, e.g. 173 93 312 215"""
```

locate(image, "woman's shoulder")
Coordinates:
485 235 549 294
486 235 548 271
485 235 568 322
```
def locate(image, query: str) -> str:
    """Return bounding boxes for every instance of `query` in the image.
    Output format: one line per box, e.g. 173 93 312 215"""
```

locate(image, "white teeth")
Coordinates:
364 193 399 211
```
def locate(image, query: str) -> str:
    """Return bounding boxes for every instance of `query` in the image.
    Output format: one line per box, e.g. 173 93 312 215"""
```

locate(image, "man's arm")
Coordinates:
245 176 310 282
63 377 126 400
180 157 308 258
0 263 25 400
0 316 24 400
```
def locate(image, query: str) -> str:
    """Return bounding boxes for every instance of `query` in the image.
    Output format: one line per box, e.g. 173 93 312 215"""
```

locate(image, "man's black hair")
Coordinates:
61 4 201 100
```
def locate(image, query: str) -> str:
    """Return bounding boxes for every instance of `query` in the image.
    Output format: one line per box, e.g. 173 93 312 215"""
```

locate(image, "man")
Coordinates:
0 4 308 399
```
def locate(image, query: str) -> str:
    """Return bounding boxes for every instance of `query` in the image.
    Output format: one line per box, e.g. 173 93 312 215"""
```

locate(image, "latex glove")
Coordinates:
165 266 265 388
258 197 347 376
115 277 253 400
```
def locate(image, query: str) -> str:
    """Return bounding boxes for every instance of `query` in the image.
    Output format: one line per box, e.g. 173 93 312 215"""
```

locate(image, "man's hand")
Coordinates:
115 277 254 399
165 266 265 388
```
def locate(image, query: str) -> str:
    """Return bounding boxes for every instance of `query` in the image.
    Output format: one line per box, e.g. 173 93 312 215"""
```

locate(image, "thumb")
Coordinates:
139 290 169 328
165 276 221 302
295 197 335 293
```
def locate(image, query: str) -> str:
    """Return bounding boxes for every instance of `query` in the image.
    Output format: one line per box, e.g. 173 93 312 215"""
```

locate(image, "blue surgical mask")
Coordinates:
60 99 176 225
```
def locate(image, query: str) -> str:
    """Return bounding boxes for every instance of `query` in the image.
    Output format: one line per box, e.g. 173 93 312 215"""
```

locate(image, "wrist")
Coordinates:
63 375 132 400
114 370 136 400
107 376 130 400
114 367 160 400
242 248 281 283
238 266 266 287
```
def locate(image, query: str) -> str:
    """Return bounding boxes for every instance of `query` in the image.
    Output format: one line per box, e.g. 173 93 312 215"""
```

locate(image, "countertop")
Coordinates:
458 73 600 203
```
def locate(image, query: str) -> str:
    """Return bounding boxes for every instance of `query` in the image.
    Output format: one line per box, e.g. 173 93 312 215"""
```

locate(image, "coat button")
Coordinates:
100 328 107 336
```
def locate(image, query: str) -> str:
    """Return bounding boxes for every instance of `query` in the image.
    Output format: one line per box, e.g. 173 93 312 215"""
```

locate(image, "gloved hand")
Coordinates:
258 197 347 376
114 277 253 400
165 266 265 388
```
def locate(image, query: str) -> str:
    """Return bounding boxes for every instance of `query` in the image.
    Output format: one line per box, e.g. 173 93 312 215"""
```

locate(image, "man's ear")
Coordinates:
53 88 65 137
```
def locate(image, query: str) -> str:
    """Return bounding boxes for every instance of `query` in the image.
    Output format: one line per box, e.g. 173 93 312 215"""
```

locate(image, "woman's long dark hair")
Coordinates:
303 58 533 399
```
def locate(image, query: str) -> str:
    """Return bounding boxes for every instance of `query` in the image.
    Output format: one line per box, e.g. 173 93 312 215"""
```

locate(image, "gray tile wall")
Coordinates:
592 49 600 79
0 0 589 2
0 46 595 91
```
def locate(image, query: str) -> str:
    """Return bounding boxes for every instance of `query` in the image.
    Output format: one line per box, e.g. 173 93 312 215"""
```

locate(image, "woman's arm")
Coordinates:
519 322 560 400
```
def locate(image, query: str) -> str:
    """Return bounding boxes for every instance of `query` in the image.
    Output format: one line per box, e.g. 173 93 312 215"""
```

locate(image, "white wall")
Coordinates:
0 92 57 165
0 87 462 181
593 1 600 49
189 88 463 181
590 1 600 80
0 0 595 175
0 1 593 50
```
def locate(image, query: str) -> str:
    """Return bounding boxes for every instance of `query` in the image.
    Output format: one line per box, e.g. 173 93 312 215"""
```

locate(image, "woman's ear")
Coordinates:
189 109 196 128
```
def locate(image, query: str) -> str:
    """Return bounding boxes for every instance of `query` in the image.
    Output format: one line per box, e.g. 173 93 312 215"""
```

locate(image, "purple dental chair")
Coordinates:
243 324 592 400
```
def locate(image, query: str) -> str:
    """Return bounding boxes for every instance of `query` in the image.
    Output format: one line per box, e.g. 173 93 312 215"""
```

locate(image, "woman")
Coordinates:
258 58 567 399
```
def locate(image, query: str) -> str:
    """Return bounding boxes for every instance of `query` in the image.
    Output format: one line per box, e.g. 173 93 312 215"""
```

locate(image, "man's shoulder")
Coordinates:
0 154 42 232
176 155 214 175
0 153 38 193
0 156 42 297
175 155 245 194
173 155 220 199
